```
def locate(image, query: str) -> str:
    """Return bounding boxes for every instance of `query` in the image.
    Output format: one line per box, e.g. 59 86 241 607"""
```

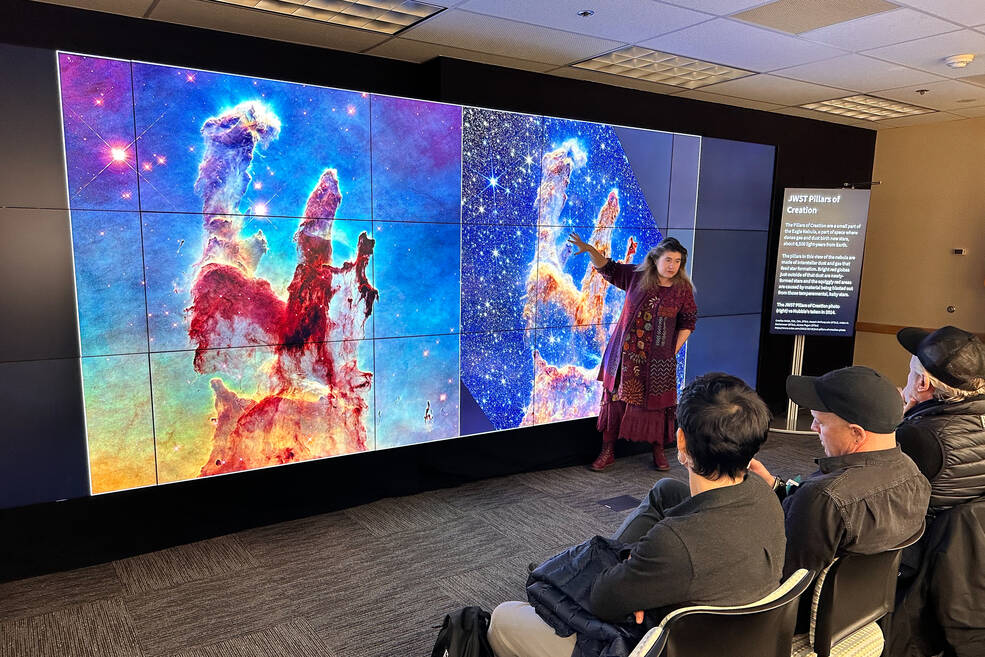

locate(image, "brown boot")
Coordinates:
590 441 616 471
653 444 671 471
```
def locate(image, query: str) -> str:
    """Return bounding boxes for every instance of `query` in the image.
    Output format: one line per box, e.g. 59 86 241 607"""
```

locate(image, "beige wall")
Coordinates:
854 117 985 386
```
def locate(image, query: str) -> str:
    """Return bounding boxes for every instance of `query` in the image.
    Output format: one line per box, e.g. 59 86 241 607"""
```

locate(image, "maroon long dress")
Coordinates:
595 259 697 446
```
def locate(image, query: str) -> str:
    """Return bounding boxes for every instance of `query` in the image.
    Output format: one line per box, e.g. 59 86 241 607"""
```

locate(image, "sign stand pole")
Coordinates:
773 334 815 435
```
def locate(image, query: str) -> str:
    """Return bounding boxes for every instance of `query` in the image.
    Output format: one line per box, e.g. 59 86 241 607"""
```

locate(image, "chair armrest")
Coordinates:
628 626 666 657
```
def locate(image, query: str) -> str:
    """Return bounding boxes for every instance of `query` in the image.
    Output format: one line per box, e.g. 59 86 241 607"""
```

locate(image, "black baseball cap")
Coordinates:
786 366 903 433
897 325 985 391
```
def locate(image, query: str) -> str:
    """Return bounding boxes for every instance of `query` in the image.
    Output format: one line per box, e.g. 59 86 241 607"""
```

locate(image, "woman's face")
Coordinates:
656 250 683 281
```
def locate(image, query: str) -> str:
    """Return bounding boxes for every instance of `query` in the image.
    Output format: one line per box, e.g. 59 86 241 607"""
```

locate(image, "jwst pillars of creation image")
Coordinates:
58 53 695 494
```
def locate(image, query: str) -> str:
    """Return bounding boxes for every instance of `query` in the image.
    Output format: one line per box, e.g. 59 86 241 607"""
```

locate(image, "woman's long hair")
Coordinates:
635 237 695 292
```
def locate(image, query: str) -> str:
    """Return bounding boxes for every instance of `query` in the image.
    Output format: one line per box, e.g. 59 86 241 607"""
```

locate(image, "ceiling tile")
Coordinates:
549 66 684 95
874 110 964 128
364 38 556 73
698 73 847 105
732 0 897 35
638 18 845 72
801 8 958 51
772 106 875 127
894 0 985 26
950 104 985 117
672 88 784 110
774 53 943 92
661 0 774 15
875 79 985 110
959 72 985 85
149 0 390 51
398 9 624 65
457 0 711 43
33 0 155 16
863 29 985 78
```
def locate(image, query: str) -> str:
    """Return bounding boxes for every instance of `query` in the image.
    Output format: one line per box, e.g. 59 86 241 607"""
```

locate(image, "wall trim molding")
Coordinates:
856 321 985 340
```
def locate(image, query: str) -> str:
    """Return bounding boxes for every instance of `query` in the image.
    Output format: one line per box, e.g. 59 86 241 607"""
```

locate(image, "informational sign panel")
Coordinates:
770 188 870 336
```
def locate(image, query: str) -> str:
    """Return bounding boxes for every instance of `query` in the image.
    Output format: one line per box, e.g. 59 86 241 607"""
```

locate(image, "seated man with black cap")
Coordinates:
896 325 985 511
748 366 931 577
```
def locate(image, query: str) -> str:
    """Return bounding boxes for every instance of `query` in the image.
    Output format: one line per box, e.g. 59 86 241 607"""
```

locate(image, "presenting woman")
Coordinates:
568 234 697 471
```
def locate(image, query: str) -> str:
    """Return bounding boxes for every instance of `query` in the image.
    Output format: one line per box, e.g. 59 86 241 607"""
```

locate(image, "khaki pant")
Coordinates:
487 601 576 657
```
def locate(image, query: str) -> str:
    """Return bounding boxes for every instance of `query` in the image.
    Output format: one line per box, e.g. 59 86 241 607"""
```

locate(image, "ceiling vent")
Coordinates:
574 46 753 90
800 94 935 121
213 0 445 35
733 0 898 34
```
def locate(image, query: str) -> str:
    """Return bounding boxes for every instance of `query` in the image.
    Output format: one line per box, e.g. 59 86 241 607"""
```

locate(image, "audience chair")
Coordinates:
628 568 813 657
791 535 922 657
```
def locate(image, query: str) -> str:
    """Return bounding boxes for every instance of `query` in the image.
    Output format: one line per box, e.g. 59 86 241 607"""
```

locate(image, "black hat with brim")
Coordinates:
897 325 985 391
787 366 903 433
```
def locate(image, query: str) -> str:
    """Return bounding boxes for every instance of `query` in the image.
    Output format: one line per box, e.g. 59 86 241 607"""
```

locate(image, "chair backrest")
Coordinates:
810 532 922 657
630 568 814 657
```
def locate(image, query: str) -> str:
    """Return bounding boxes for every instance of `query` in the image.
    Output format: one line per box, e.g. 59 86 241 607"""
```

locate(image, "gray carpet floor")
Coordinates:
0 432 823 657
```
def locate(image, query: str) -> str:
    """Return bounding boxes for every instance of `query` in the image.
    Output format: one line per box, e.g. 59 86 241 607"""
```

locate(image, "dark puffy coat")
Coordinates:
889 497 985 657
898 396 985 510
526 536 645 657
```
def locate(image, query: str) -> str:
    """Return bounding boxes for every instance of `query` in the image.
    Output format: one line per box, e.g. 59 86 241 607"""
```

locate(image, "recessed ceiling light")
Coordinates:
944 54 975 69
573 46 753 90
800 95 935 121
211 0 446 36
577 9 595 17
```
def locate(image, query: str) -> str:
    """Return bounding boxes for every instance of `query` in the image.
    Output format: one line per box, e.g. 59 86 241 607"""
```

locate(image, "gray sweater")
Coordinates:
589 476 786 623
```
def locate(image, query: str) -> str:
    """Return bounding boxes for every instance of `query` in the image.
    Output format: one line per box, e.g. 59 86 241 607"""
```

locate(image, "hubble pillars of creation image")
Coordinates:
58 53 695 494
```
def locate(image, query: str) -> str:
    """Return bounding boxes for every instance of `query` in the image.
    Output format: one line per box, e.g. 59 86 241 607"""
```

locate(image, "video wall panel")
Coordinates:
54 51 742 496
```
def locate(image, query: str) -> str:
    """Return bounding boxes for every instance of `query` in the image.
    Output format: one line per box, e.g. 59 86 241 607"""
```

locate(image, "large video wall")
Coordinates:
59 53 706 494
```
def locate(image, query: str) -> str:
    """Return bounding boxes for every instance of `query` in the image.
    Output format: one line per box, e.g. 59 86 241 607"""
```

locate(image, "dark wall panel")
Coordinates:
685 314 762 389
0 358 89 510
695 137 775 231
691 229 769 318
0 44 69 209
0 208 81 363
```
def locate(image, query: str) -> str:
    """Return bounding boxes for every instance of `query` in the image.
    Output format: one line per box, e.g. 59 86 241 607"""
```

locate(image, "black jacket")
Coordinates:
889 497 985 657
897 395 985 510
526 536 644 657
780 447 930 578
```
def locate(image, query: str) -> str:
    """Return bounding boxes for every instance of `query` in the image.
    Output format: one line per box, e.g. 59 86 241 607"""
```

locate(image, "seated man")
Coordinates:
748 366 931 577
896 325 985 511
487 373 786 657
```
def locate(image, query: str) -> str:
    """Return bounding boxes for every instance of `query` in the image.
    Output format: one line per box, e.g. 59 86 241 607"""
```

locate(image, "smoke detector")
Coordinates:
944 54 975 68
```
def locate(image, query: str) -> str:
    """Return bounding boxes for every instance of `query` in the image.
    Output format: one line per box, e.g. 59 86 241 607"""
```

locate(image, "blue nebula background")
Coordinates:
460 330 534 431
131 61 372 220
540 118 666 229
461 108 544 226
70 210 147 356
58 54 140 212
375 335 460 448
371 96 461 223
373 220 459 340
